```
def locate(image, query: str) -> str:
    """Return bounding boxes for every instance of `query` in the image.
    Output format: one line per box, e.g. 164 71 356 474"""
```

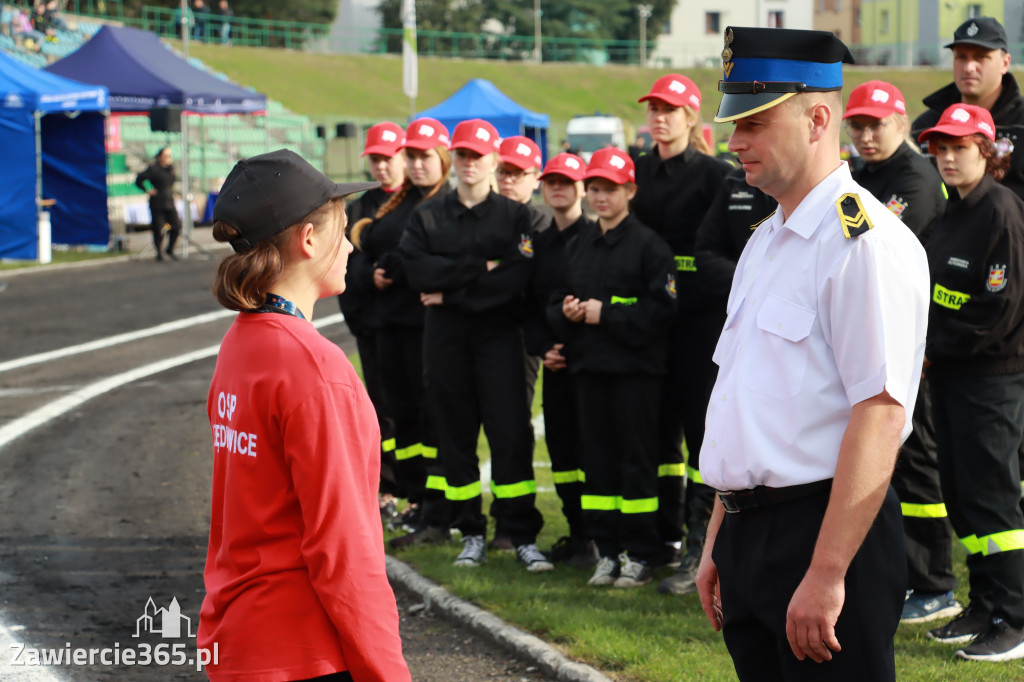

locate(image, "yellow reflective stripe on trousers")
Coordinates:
685 464 703 484
445 480 482 501
621 497 658 514
933 283 971 310
959 529 1024 555
675 255 697 272
610 296 638 305
382 437 396 453
901 502 948 519
581 494 619 511
491 479 537 499
394 443 423 461
425 475 447 492
552 469 585 485
658 463 685 478
421 446 438 459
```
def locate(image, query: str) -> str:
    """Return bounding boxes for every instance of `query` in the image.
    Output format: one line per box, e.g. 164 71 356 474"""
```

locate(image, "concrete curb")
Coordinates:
386 555 614 682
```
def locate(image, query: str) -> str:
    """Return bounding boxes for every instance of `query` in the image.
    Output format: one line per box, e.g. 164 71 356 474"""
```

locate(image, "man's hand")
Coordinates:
785 569 844 662
373 268 394 291
562 295 585 323
420 291 443 306
542 343 567 371
583 299 602 325
696 552 723 632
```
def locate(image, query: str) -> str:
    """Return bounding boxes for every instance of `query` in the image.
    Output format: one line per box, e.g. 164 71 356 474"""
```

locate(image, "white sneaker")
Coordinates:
614 552 653 588
454 534 486 567
587 555 619 586
516 543 554 572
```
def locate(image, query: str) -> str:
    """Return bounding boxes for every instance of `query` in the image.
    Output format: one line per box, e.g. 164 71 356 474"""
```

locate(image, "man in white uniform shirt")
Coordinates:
694 27 931 681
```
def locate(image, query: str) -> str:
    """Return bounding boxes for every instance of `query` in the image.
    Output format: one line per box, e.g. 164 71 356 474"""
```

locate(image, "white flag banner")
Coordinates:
402 0 418 100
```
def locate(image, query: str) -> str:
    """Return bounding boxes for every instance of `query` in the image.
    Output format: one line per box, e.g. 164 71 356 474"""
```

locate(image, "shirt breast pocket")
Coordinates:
741 294 817 401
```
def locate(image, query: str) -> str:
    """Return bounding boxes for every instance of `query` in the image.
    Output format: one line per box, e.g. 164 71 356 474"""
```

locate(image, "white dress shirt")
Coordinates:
700 164 930 491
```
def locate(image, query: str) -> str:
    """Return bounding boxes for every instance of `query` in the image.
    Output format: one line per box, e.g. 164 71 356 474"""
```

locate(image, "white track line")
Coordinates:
0 310 236 375
0 314 342 452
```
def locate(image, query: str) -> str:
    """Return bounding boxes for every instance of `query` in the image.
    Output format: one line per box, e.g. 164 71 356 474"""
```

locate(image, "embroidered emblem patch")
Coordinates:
836 193 874 238
518 235 534 257
885 194 908 218
722 28 734 78
987 264 1007 292
947 256 971 271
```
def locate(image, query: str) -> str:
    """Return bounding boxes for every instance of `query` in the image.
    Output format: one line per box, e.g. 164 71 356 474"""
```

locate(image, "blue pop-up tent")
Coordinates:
413 79 550 163
45 25 265 113
0 50 108 260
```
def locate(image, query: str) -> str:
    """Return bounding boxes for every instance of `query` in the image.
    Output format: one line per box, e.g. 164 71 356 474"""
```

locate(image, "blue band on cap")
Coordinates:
725 57 843 89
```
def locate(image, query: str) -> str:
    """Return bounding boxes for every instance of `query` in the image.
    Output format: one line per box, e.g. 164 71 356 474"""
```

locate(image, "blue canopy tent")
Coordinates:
414 79 550 164
45 25 266 113
0 50 108 260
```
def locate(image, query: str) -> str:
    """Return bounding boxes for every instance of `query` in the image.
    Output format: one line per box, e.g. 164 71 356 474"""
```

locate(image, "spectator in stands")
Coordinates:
216 0 233 45
11 8 42 45
192 0 209 41
31 2 55 43
171 3 193 39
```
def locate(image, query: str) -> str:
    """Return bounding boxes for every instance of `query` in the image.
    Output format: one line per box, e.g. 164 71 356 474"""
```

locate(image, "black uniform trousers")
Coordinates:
423 308 542 545
576 373 661 560
376 328 429 503
150 204 181 254
658 308 721 547
355 330 397 496
930 371 1024 627
542 366 585 539
891 376 956 593
715 485 905 682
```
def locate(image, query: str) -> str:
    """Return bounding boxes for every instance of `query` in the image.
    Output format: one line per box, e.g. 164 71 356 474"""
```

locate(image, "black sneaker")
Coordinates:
547 536 598 568
657 553 700 595
928 603 991 645
956 618 1024 661
388 525 449 550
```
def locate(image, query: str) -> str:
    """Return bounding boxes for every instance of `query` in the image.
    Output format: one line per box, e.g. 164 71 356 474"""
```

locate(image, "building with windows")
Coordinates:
651 0 813 68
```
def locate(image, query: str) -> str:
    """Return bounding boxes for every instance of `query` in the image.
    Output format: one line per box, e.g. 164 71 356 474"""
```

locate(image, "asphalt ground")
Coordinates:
0 232 568 680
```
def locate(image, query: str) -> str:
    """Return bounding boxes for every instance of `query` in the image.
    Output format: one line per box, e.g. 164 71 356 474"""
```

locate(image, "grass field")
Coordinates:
343 356 1024 681
189 41 960 148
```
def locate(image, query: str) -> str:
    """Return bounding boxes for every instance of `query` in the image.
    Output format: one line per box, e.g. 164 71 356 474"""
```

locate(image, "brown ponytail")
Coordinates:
374 145 452 220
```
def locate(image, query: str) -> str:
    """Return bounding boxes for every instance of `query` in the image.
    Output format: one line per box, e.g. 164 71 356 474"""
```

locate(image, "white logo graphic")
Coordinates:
475 127 491 141
609 155 626 169
871 89 889 103
4 93 23 108
516 142 532 156
418 123 435 137
381 130 398 142
967 22 979 37
951 108 971 123
979 121 994 135
564 158 580 169
668 80 686 94
439 134 449 144
689 94 700 107
134 597 195 639
895 99 906 113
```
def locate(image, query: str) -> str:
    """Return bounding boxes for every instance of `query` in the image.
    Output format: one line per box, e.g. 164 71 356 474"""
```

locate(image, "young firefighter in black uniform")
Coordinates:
339 121 407 520
660 168 777 596
548 148 677 588
400 118 550 572
523 152 599 568
843 81 958 624
135 147 181 261
919 104 1024 661
352 119 453 547
632 74 732 573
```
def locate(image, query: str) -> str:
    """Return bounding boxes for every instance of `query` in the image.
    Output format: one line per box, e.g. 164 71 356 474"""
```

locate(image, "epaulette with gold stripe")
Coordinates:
836 193 873 238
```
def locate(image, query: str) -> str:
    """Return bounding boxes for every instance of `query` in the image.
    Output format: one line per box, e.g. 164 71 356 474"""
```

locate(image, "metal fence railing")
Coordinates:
139 6 330 50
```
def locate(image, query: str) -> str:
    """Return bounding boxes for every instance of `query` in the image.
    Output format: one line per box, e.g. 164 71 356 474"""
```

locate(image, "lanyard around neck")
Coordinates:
253 293 306 320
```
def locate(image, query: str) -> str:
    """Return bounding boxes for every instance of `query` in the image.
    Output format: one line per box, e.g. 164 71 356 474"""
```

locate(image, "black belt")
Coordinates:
718 479 833 514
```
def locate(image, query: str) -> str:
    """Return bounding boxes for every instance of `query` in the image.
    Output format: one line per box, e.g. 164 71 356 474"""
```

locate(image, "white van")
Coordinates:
565 115 627 162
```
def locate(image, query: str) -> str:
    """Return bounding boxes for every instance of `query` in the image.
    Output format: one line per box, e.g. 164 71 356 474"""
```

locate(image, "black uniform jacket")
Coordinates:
926 175 1024 376
338 187 393 335
911 73 1024 201
356 185 451 330
853 142 946 245
135 162 176 209
523 213 592 357
694 167 777 301
546 214 677 376
400 190 533 316
631 145 732 310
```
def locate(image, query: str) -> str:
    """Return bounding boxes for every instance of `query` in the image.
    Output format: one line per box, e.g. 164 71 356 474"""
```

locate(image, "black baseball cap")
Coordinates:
715 27 854 123
213 149 378 253
946 17 1008 51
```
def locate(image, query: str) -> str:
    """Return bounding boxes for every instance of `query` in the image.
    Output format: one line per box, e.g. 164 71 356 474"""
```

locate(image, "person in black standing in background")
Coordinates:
631 74 732 577
340 121 406 522
523 152 599 568
843 80 957 624
135 147 181 262
355 118 454 547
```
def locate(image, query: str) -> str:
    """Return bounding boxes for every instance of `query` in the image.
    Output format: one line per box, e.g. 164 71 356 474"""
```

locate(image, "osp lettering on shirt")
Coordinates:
212 391 258 457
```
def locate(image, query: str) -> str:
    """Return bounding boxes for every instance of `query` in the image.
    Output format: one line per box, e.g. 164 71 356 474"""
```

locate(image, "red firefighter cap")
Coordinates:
498 135 543 170
843 81 907 120
638 74 702 110
403 117 450 150
362 121 405 157
540 153 587 181
918 103 996 143
450 119 501 155
584 148 635 185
